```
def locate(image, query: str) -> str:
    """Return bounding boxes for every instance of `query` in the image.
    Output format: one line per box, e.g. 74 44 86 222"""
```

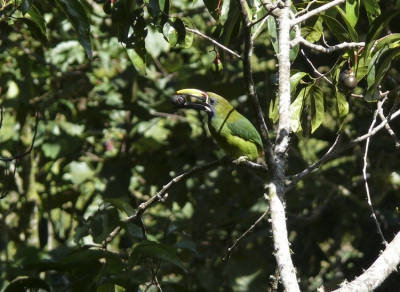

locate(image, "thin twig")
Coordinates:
185 28 242 59
286 109 400 192
223 207 269 260
363 100 388 246
377 98 400 148
0 110 40 163
291 0 345 27
101 160 222 248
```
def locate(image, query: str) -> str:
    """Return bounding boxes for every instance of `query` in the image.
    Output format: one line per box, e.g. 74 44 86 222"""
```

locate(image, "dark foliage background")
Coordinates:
0 0 400 291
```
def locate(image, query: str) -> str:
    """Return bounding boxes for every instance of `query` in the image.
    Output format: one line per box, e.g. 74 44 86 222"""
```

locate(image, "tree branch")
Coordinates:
333 231 400 292
185 28 242 59
286 108 400 192
291 0 345 27
236 0 275 172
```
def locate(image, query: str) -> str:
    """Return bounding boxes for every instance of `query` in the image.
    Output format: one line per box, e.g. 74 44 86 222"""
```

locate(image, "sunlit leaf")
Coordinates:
345 0 360 28
290 71 308 97
336 91 349 129
290 85 312 133
363 0 381 23
320 15 349 43
334 6 358 41
364 10 400 60
310 86 325 133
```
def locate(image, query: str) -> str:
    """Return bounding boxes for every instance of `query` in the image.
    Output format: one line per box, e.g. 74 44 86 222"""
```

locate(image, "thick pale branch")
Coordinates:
291 0 345 27
333 232 400 292
294 35 364 53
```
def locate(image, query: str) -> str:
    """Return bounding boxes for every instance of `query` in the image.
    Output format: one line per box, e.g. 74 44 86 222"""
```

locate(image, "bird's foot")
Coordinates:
233 156 249 165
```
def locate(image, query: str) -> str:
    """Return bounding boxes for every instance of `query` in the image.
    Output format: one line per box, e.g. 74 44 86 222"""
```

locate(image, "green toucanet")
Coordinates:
171 89 263 161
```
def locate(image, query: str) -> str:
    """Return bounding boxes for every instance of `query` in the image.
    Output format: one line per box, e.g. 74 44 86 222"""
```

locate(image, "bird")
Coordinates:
171 88 263 162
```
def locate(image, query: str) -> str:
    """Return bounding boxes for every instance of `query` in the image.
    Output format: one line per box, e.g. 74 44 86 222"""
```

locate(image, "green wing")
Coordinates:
227 112 263 148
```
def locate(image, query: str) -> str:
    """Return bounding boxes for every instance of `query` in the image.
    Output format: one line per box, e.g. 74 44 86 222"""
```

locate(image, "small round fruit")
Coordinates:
339 70 348 84
210 57 223 75
344 73 357 89
383 75 397 91
170 94 187 106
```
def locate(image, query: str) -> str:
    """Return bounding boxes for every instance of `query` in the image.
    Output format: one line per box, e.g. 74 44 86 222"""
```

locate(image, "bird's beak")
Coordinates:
173 89 212 113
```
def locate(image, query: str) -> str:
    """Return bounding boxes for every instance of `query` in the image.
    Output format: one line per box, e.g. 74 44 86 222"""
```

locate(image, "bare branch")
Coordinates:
102 159 225 247
362 100 388 246
291 0 345 27
292 35 364 53
224 207 269 260
333 231 400 292
185 28 242 59
286 108 400 192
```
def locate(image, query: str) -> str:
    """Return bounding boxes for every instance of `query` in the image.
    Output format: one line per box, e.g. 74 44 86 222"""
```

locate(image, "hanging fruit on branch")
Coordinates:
209 47 223 75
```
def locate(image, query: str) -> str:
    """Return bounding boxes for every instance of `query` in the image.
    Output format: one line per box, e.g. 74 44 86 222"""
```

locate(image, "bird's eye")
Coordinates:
209 98 215 104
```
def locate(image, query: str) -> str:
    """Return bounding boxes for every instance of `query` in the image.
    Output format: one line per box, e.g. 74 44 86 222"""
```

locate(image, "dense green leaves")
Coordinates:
364 9 400 61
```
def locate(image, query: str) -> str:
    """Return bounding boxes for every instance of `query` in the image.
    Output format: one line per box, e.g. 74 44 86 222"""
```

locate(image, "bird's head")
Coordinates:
171 89 232 118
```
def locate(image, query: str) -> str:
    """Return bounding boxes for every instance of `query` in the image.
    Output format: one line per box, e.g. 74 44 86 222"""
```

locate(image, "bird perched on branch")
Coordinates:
171 88 263 162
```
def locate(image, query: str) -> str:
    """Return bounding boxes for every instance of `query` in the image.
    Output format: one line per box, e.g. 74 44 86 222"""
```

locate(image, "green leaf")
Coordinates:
251 0 268 39
27 5 46 36
290 85 312 133
366 44 400 95
290 71 308 97
41 143 61 159
163 19 186 47
346 0 360 28
320 15 349 43
301 27 322 44
310 86 325 133
180 18 194 49
4 277 50 292
130 241 187 272
126 42 147 75
174 240 198 253
371 33 400 55
363 0 381 23
218 0 240 50
267 15 278 55
55 0 92 59
268 94 279 124
364 9 400 60
63 161 95 184
163 21 178 47
335 91 349 130
18 18 47 43
104 198 136 216
334 6 358 41
145 0 161 22
21 0 33 14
